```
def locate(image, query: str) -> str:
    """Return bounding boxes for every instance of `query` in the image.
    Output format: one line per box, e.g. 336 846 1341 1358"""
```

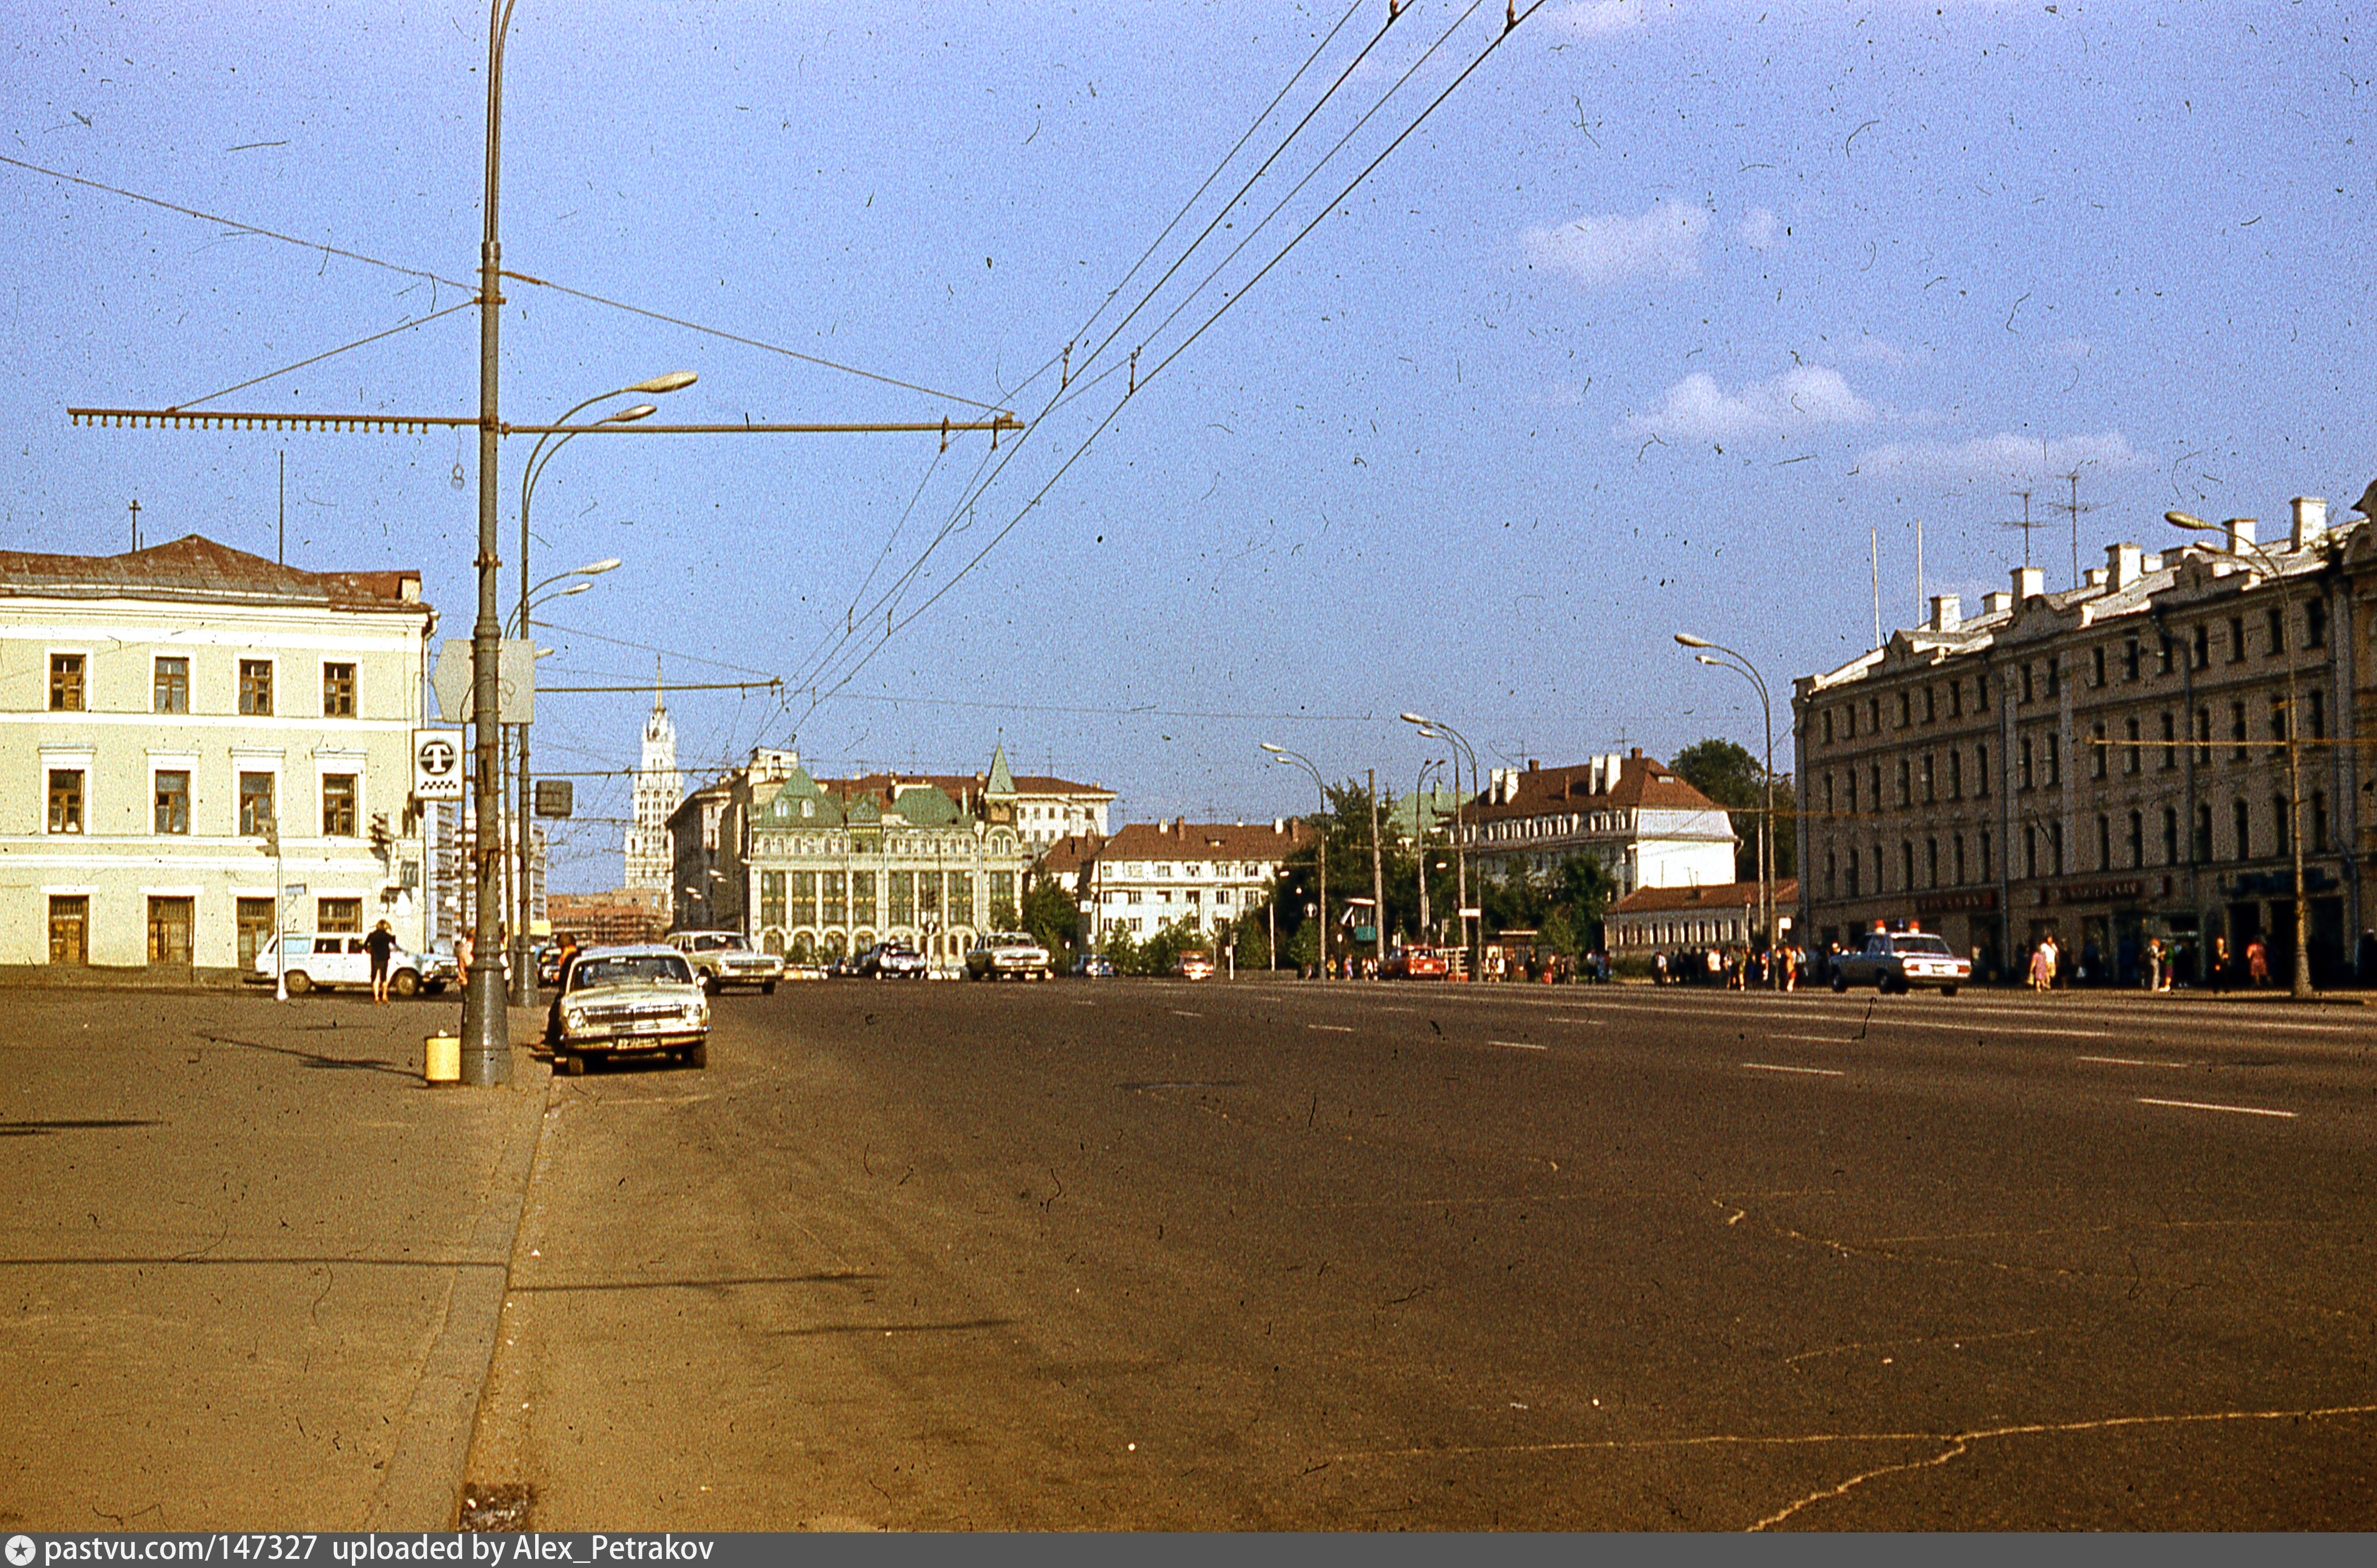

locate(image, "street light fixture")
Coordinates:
1676 632 1777 985
1400 712 1480 981
1262 742 1329 980
510 379 694 1005
2167 510 2314 998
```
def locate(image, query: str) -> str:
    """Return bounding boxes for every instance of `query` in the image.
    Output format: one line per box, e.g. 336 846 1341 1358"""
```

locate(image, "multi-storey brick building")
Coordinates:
0 535 435 972
1795 497 2367 983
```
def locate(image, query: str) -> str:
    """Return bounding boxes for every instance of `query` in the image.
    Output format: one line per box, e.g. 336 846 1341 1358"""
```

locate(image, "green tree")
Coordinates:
1019 872 1080 962
1672 736 1797 881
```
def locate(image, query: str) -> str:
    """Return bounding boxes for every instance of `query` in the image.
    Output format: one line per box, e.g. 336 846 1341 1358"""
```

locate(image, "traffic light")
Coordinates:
369 812 393 864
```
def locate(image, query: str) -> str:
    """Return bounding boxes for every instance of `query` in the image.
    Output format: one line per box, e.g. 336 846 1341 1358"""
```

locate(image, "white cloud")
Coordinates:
1855 430 2147 485
1523 200 1710 287
1737 208 1784 251
1617 364 1875 443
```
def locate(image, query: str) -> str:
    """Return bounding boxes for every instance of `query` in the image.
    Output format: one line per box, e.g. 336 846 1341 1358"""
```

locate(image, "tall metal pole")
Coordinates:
1370 766 1385 975
1262 743 1328 981
463 0 514 1085
1676 634 1775 985
1402 714 1480 983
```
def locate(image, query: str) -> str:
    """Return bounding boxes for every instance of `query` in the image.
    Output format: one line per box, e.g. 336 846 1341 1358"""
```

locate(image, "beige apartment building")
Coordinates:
1794 497 2370 984
0 536 436 972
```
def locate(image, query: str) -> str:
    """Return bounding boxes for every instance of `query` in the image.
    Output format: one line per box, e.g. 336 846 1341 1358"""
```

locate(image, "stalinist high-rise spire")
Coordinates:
624 656 679 912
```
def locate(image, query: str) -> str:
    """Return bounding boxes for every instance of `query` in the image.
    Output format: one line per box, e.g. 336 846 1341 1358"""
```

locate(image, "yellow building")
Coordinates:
0 536 435 972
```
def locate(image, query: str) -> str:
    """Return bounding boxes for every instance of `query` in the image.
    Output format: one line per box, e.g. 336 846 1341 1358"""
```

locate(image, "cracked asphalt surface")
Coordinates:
464 977 2377 1529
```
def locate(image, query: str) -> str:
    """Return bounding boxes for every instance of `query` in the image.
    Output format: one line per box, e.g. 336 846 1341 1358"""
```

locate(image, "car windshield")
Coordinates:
1894 936 1954 957
572 954 695 989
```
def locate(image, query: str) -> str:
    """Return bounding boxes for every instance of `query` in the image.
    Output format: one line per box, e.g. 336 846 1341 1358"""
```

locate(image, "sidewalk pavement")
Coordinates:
0 988 549 1531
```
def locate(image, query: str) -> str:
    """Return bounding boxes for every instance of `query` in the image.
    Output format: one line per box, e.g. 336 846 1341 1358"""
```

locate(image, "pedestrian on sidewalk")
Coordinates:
366 919 397 1004
2247 936 2270 987
2029 935 2059 992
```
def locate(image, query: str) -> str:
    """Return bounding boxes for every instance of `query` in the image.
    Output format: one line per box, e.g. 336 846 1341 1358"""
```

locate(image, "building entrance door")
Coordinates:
49 895 89 965
237 898 275 972
148 896 195 966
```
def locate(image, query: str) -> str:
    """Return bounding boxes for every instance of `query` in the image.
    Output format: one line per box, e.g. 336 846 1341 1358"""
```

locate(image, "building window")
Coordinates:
1901 840 1915 890
2019 738 2034 792
2090 722 2108 780
154 656 190 714
47 768 84 833
1822 710 1835 745
2045 660 2060 699
1978 829 1992 881
239 772 275 837
2267 604 2287 657
1946 751 1962 800
154 770 191 835
792 871 818 926
49 653 85 712
852 870 877 928
2024 825 2038 880
2230 701 2249 760
1896 692 1911 729
1948 681 1963 720
2314 791 2330 852
2310 688 2328 740
322 662 356 718
821 871 846 927
318 898 362 933
1846 848 1863 897
2161 710 2178 770
2158 633 2176 675
2090 646 2107 688
2233 799 2251 860
2022 664 2035 705
2273 795 2291 858
322 774 358 837
761 871 785 928
2163 807 2180 866
2124 637 2141 682
239 660 274 716
1975 743 1988 796
2191 624 2209 670
2270 693 2289 757
2307 599 2329 649
2124 716 2141 774
2228 617 2246 664
2095 814 2111 871
1953 835 1967 885
2049 821 2064 876
2194 805 2214 863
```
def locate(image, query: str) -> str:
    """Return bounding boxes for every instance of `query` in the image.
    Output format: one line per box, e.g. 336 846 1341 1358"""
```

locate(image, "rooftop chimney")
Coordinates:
2228 518 2258 554
1930 593 1961 631
1984 591 2013 615
2293 497 2328 550
2085 567 2107 589
2013 566 2044 600
2105 541 2142 592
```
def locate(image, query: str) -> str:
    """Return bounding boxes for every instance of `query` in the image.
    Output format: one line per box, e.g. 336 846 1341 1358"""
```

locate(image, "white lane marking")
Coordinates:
1381 1007 1416 1014
2137 1097 2297 1119
1966 1025 2115 1039
1743 1063 1845 1077
2079 1054 2193 1069
1488 1040 1547 1052
1170 1010 1202 1018
1551 1014 1603 1026
1308 1024 1355 1033
1772 1033 1845 1044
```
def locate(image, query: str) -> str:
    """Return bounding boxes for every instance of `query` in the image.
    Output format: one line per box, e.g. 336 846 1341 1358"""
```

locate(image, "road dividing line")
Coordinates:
1743 1063 1845 1077
1488 1040 1547 1052
1772 1033 1845 1044
1308 1024 1355 1033
2079 1054 2193 1069
1170 1010 1202 1019
2137 1097 2296 1118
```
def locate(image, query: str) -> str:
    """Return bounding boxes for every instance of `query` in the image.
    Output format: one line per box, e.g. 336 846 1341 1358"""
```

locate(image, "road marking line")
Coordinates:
1551 1014 1603 1025
1772 1033 1845 1044
1308 1024 1355 1033
2137 1097 2297 1118
1743 1063 1845 1076
1488 1040 1547 1052
1170 1010 1202 1018
2079 1054 2193 1069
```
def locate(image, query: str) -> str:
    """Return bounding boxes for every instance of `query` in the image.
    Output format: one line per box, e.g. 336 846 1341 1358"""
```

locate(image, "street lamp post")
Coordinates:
1676 633 1776 985
2167 511 2315 998
1401 713 1479 982
1413 757 1444 941
1261 743 1329 981
505 561 619 1003
511 377 692 1005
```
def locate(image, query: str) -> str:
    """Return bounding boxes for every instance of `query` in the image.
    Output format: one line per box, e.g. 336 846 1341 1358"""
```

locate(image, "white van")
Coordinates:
251 932 435 998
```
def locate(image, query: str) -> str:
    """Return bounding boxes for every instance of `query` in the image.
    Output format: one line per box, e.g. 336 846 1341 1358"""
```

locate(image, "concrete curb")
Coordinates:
362 1015 551 1531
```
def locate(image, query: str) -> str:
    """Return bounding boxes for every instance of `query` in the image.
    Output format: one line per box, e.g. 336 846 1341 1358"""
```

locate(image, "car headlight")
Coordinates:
562 1002 588 1031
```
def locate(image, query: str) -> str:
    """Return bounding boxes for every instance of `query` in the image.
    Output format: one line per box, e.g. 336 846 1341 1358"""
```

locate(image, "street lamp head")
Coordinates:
631 371 698 395
1398 712 1432 727
2165 510 2216 532
1695 653 1721 666
603 403 659 425
1259 743 1287 755
1673 632 1715 649
574 558 623 576
555 580 592 598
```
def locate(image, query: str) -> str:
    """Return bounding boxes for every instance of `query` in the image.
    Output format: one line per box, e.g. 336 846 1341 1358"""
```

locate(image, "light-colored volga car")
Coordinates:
1832 927 1973 996
964 931 1052 981
546 944 710 1075
251 932 431 998
667 929 783 994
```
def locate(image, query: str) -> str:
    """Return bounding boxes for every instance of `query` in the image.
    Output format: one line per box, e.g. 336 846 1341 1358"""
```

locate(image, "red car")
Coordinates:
1383 946 1448 980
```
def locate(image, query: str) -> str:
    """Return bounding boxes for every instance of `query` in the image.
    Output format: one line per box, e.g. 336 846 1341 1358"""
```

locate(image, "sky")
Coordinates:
6 0 2371 891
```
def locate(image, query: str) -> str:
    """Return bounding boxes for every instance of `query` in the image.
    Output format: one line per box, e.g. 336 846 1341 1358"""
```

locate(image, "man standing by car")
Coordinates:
366 919 398 1005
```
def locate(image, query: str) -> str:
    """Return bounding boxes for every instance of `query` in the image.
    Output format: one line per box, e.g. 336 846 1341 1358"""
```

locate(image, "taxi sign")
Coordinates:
414 729 464 799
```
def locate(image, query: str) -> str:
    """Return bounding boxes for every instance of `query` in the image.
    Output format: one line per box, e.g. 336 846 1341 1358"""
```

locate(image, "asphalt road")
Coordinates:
463 977 2377 1530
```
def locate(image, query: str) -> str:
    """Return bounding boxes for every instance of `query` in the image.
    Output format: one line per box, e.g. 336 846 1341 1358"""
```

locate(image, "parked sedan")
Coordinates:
251 932 427 998
545 944 710 1075
964 931 1052 981
856 942 928 979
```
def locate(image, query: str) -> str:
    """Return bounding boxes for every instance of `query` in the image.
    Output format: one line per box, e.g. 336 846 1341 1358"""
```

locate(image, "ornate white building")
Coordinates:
623 669 679 920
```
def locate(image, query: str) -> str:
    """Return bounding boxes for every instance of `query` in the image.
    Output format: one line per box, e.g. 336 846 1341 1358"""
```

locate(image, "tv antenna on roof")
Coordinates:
2049 468 2095 590
1978 490 2041 568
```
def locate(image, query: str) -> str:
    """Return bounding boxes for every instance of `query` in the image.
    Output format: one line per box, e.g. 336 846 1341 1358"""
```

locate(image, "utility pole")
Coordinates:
1370 766 1385 973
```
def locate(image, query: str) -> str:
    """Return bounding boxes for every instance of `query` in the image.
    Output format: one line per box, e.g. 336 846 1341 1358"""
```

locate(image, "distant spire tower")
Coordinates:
624 658 681 914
